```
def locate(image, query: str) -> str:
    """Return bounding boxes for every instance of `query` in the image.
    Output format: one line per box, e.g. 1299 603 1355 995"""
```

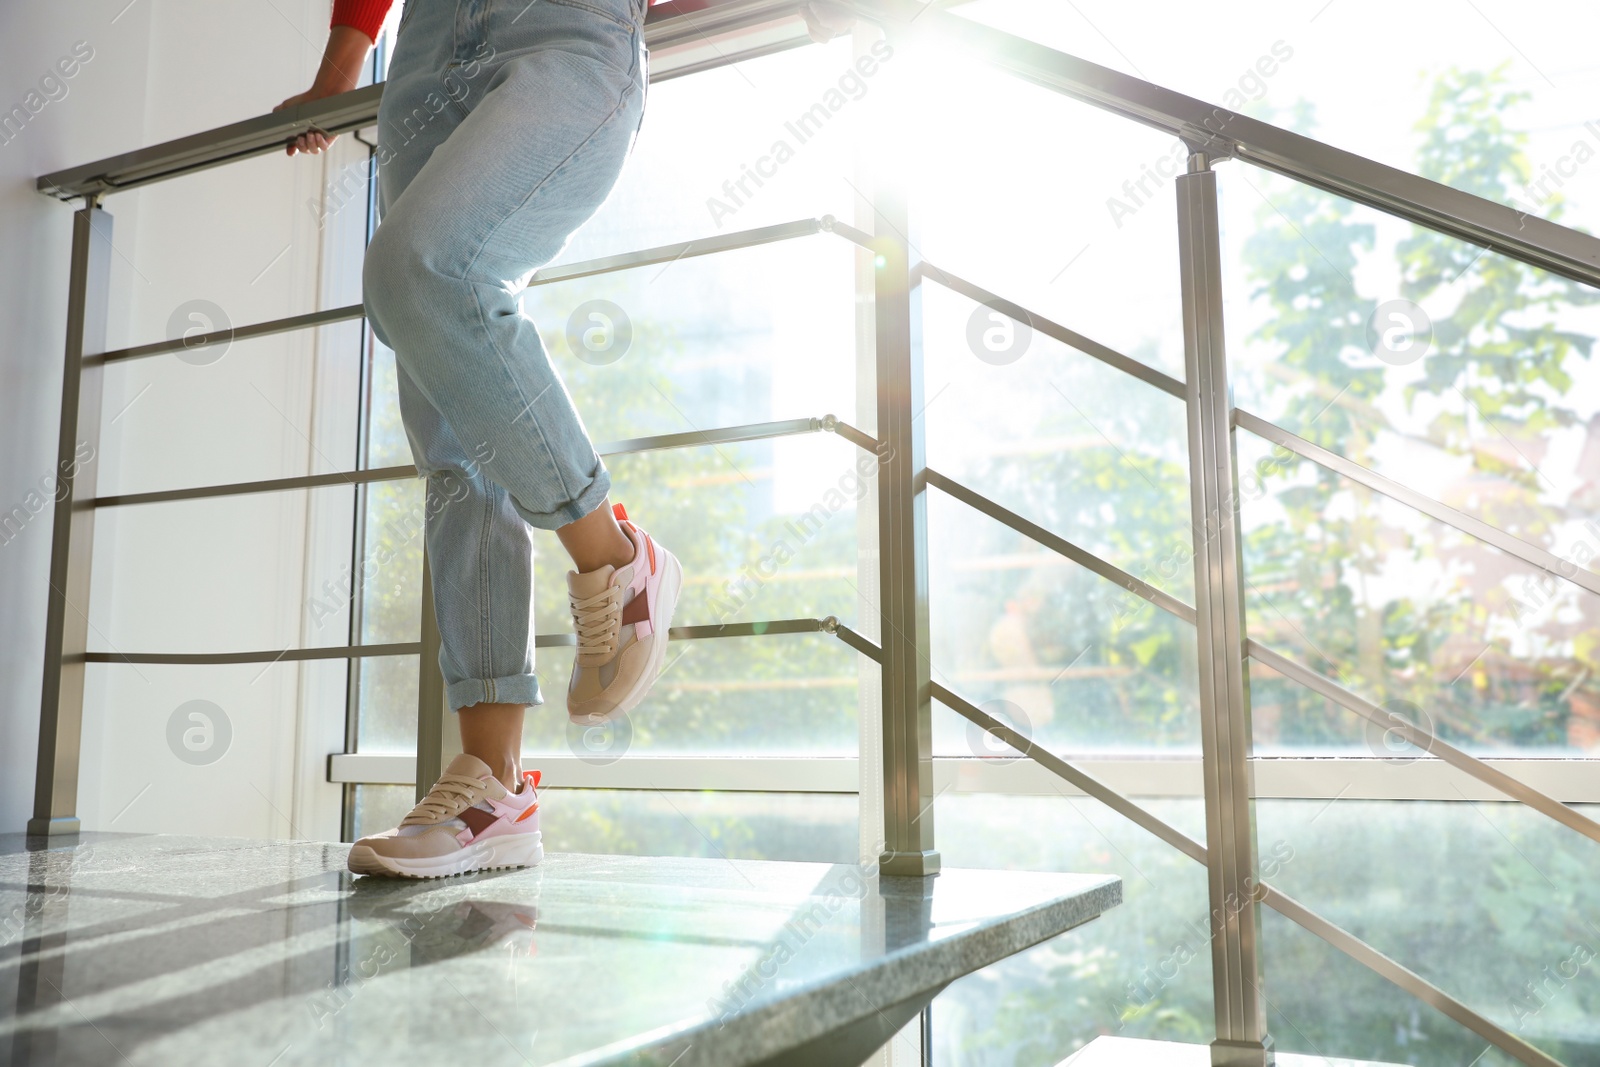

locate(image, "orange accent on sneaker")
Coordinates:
526 769 542 790
514 803 540 823
613 503 628 521
645 532 656 574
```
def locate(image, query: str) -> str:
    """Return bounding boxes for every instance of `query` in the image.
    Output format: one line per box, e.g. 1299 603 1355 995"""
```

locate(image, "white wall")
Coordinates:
1 0 154 835
0 0 359 837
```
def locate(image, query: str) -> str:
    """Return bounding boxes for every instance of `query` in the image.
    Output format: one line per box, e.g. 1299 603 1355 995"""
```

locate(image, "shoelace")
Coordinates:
402 772 488 826
570 583 624 665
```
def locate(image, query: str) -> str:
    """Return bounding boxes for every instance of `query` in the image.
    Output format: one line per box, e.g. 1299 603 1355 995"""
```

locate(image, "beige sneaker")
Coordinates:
347 754 543 879
566 503 682 723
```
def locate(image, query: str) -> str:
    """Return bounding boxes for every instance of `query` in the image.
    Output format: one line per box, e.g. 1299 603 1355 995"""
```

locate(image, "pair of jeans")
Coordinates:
365 0 648 711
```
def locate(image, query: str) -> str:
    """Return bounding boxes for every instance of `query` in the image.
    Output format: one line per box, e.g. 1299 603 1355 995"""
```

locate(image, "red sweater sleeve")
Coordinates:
331 0 395 42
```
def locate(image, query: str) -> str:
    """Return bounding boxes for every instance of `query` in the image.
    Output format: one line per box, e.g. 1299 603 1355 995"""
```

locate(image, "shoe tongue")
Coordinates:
443 753 494 779
568 564 616 599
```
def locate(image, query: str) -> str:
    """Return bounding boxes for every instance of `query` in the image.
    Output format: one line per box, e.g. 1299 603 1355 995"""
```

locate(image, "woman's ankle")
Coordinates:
457 702 526 792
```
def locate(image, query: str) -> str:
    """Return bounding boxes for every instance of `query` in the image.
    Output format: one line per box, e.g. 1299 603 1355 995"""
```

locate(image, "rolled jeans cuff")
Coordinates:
449 673 545 712
515 464 612 530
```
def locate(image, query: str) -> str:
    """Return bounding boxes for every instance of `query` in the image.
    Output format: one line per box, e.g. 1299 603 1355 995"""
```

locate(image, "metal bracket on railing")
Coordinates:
1180 134 1237 165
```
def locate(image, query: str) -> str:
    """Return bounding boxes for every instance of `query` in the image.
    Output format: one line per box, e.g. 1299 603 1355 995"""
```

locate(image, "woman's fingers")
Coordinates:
285 130 337 156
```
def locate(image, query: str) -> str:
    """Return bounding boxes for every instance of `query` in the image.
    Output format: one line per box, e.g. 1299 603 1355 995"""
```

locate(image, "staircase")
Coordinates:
19 0 1600 1065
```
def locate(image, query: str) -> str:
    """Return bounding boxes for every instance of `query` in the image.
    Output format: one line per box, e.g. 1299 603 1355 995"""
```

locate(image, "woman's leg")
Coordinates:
458 499 633 791
368 0 651 711
455 701 525 790
558 496 636 573
349 0 672 871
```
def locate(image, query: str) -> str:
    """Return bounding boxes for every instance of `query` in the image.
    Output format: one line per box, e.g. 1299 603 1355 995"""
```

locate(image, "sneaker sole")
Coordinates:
347 831 544 879
570 549 682 722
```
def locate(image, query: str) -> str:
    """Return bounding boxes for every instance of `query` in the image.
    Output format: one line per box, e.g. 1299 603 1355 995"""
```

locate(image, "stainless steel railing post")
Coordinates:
30 201 113 837
872 171 939 879
1176 150 1274 1067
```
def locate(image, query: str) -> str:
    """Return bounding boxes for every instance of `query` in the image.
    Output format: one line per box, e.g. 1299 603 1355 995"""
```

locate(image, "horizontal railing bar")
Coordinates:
932 680 1208 864
832 621 883 662
36 0 804 200
535 617 827 647
37 83 387 200
1259 885 1563 1067
647 33 811 85
642 0 805 54
83 642 421 666
88 619 832 665
941 656 1561 1066
91 417 835 508
825 219 877 252
94 218 838 365
1248 640 1600 847
95 304 363 365
940 651 1565 1067
828 418 883 455
529 217 825 286
594 416 822 457
330 752 864 791
328 750 1600 802
1239 410 1600 599
851 0 1600 290
925 468 1198 625
916 263 1186 399
95 465 417 509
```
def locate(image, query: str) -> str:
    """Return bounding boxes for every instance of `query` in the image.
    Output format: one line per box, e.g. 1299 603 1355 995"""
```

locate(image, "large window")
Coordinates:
333 5 1600 1066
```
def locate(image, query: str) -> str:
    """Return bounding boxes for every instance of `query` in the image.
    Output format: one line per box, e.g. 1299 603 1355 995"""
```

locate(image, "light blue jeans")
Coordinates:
365 0 648 710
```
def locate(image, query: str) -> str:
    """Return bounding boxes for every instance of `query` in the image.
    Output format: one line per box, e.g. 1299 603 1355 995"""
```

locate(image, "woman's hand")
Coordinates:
274 25 374 156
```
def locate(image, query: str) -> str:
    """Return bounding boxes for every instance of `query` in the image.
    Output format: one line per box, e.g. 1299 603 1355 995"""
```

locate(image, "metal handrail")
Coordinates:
915 264 1185 399
95 305 362 366
929 459 1600 844
935 672 1562 1067
929 384 1596 1065
935 438 1600 816
92 415 862 508
84 616 849 666
1248 642 1600 845
1237 410 1600 599
35 0 811 201
94 216 838 364
850 0 1600 290
919 263 1598 608
932 680 1206 863
924 468 1196 624
1258 885 1563 1067
30 3 1596 1061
